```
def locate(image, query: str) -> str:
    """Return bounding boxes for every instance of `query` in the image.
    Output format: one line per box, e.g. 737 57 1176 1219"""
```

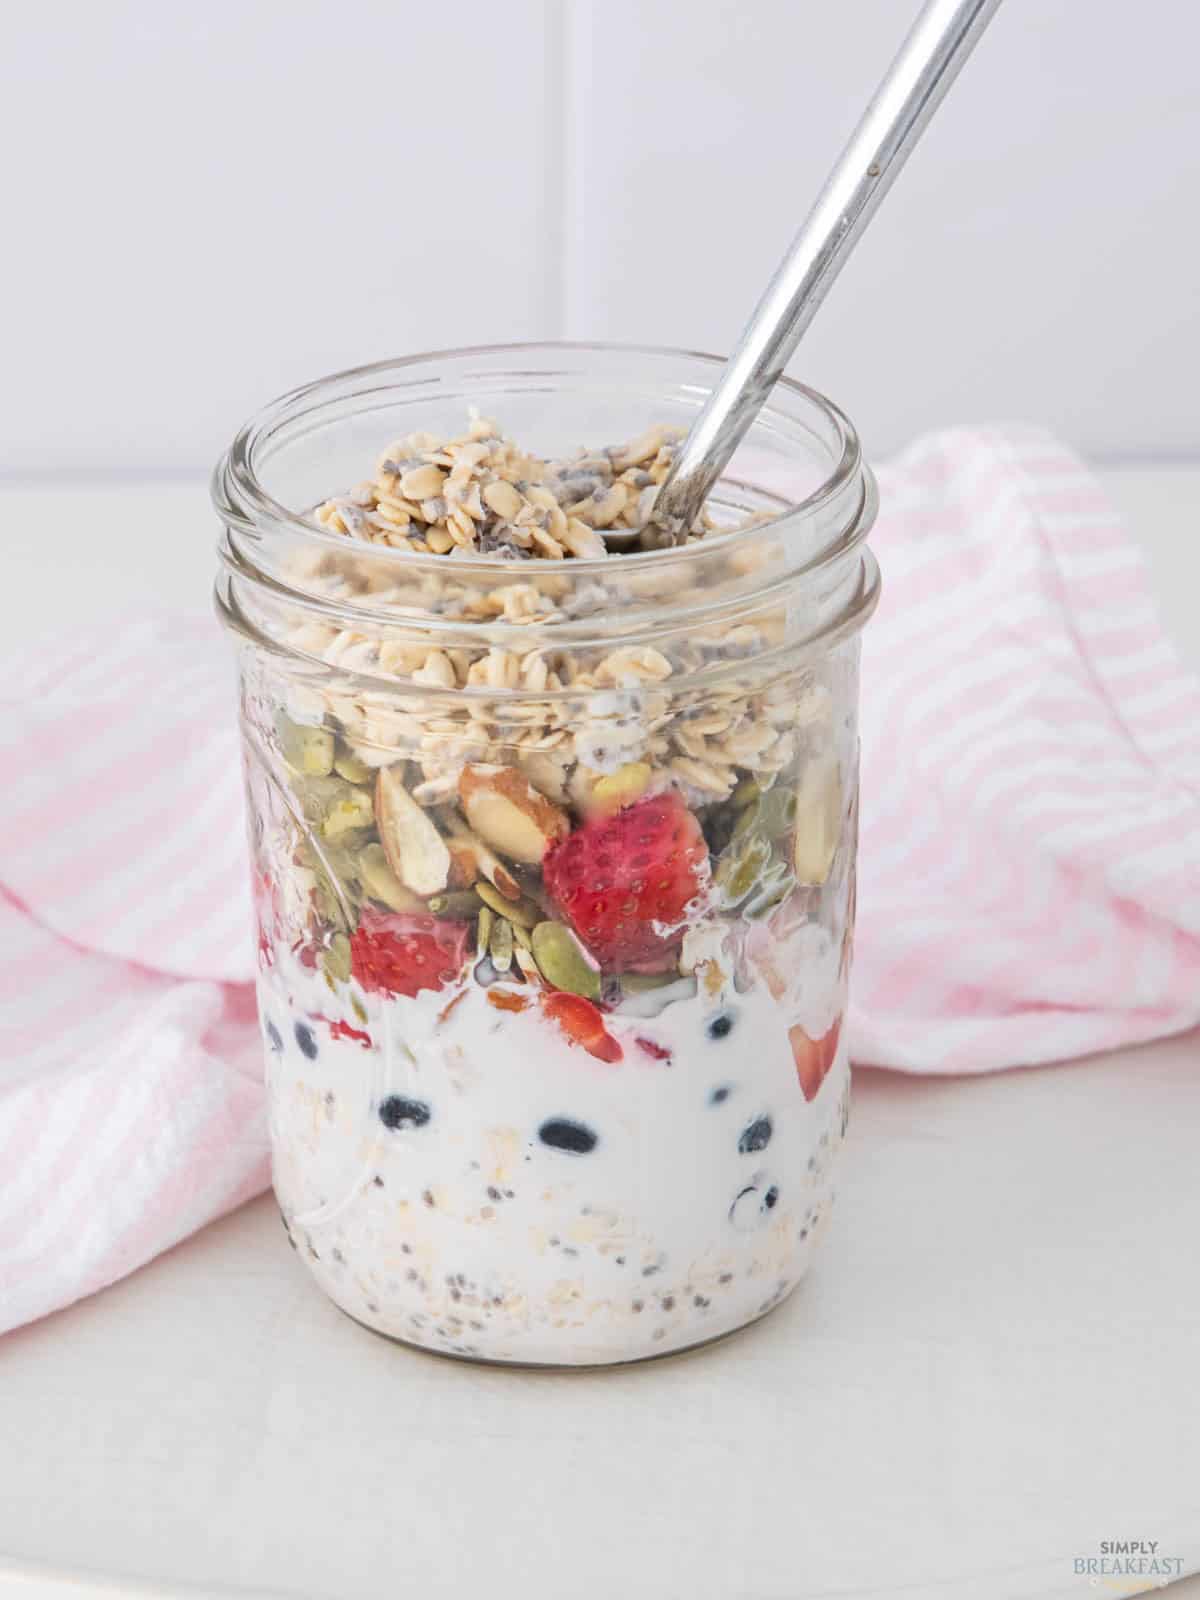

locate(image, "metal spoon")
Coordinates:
620 0 1003 552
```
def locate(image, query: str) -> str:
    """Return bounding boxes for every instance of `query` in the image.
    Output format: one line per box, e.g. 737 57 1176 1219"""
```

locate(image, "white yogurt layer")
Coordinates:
260 917 849 1366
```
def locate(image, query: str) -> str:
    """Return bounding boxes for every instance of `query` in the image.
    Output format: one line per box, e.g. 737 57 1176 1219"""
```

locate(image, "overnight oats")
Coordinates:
214 345 879 1365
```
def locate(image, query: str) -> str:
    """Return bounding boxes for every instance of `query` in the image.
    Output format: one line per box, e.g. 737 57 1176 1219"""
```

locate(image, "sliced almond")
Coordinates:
458 764 569 865
444 824 522 899
375 766 451 896
446 837 480 889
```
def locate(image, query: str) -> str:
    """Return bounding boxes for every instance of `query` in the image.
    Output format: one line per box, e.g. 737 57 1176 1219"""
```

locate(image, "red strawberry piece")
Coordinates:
543 791 709 971
319 1016 373 1049
634 1036 672 1062
789 1016 843 1102
541 992 623 1063
350 907 471 999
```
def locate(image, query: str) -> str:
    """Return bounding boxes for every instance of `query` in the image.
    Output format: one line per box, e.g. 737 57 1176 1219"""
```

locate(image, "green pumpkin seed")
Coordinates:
715 833 772 905
428 890 483 918
731 799 761 839
619 970 679 994
531 921 601 1000
758 785 798 838
321 786 375 841
511 921 534 953
321 932 352 984
279 714 334 777
356 843 422 912
333 746 373 784
301 843 358 933
731 776 761 811
292 774 352 827
489 916 514 973
743 859 796 919
475 880 540 928
476 904 495 957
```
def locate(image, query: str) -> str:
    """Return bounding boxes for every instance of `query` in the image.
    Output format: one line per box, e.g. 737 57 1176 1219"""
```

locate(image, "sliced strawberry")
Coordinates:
789 1016 843 1102
543 791 709 971
541 992 623 1063
315 1015 373 1049
634 1036 672 1062
349 907 471 999
487 988 530 1013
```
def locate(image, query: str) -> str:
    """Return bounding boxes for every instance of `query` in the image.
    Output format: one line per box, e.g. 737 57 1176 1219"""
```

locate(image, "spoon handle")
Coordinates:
645 0 1003 547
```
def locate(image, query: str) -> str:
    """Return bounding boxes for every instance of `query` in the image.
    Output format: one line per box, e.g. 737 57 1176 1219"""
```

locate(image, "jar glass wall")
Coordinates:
214 344 879 1366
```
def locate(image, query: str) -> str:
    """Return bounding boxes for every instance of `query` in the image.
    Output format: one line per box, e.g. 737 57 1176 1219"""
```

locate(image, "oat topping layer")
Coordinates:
314 413 721 560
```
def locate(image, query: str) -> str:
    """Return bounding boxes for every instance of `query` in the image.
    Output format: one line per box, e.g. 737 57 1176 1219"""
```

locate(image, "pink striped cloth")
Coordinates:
2 426 1197 1335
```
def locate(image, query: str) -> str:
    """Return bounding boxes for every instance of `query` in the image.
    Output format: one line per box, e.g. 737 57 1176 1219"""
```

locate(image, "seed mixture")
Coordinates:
314 414 721 560
243 414 858 1365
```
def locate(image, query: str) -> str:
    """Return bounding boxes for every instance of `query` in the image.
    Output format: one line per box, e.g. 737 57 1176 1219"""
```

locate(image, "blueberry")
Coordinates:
538 1117 598 1155
379 1095 431 1130
764 1185 779 1210
738 1115 773 1154
265 1020 283 1054
294 1021 318 1060
709 1085 732 1105
707 1010 736 1041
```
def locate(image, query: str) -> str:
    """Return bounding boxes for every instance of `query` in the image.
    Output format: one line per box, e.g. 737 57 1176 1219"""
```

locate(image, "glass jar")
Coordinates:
213 343 879 1366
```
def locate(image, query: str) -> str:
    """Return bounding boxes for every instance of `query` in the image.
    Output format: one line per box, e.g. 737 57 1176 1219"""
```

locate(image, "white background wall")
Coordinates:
4 0 1198 475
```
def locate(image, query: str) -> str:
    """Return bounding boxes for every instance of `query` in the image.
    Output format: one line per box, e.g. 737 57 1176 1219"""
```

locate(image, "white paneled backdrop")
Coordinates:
4 0 1199 474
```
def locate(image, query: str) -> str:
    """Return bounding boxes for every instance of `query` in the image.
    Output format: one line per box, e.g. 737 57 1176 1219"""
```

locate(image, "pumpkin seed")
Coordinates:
489 916 514 973
321 932 352 984
333 746 373 784
531 921 601 999
321 786 375 841
356 843 423 913
731 777 760 811
732 799 760 840
514 945 542 983
292 774 352 827
619 970 679 994
715 832 772 905
617 973 698 1018
476 904 495 957
311 873 349 934
511 921 534 953
428 890 483 918
758 785 798 839
743 859 796 919
278 714 334 777
298 841 359 933
475 880 540 928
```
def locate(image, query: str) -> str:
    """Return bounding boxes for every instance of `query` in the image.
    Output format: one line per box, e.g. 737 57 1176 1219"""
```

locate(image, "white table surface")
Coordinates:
2 467 1198 1600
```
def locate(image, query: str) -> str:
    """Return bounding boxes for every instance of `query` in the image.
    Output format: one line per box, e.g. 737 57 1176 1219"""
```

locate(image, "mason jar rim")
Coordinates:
212 342 880 696
213 340 865 575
